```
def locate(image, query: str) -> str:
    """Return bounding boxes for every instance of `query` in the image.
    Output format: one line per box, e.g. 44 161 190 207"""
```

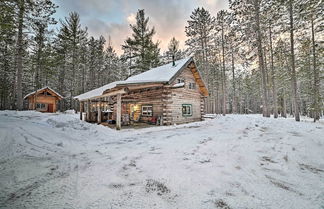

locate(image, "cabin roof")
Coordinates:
73 81 122 101
124 57 192 83
74 57 208 101
24 86 63 100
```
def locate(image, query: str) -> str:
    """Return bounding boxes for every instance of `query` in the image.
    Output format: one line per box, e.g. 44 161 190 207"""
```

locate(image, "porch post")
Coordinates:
80 101 84 120
116 93 121 130
97 100 102 124
86 100 90 122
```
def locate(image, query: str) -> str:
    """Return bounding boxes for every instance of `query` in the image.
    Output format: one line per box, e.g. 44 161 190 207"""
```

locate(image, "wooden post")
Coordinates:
80 101 84 120
116 93 121 130
97 101 102 124
86 100 90 122
53 100 57 113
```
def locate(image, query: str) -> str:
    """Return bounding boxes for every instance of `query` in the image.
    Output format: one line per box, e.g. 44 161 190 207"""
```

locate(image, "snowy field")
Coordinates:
0 111 323 209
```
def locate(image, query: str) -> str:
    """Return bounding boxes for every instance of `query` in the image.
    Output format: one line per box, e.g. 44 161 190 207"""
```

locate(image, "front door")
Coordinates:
48 104 54 112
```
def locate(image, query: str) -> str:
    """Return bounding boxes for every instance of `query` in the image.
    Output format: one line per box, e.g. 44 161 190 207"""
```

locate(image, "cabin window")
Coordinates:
36 103 47 111
177 78 185 84
142 105 153 116
182 104 192 116
189 83 196 89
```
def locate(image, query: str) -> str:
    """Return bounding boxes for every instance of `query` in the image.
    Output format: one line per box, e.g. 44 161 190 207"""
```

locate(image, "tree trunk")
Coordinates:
15 0 25 110
116 93 121 130
282 89 287 118
231 47 236 114
36 28 44 90
269 24 278 118
221 20 226 116
288 0 300 121
254 0 270 117
311 16 320 122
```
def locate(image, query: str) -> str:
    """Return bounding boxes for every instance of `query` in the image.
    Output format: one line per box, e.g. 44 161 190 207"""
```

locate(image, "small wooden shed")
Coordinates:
24 87 63 113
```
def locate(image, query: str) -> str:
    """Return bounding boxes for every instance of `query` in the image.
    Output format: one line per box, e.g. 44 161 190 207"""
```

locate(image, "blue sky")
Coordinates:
52 0 228 54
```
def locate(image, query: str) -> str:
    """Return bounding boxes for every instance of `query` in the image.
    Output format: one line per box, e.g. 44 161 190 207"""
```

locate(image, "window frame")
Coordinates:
177 78 185 84
141 105 153 117
36 103 47 111
189 82 196 90
182 104 193 117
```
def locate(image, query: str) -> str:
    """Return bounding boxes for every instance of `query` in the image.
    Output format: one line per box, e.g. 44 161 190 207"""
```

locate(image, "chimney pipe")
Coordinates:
172 55 175 66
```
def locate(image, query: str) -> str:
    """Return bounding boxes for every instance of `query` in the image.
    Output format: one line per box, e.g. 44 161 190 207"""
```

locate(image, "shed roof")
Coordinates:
24 86 63 100
74 57 208 101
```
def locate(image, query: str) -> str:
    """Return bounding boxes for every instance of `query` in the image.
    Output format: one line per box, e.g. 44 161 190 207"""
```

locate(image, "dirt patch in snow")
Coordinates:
214 199 232 209
299 163 324 174
145 179 170 196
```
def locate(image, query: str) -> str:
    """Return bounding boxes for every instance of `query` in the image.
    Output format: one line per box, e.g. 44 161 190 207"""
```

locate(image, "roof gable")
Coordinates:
24 87 63 100
169 60 208 96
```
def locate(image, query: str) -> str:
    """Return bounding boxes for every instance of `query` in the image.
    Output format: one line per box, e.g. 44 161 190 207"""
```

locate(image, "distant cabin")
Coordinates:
74 57 208 129
24 87 63 113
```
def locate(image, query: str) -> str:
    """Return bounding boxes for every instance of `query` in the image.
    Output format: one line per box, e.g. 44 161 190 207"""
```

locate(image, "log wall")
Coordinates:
165 67 205 124
112 87 164 123
28 95 58 112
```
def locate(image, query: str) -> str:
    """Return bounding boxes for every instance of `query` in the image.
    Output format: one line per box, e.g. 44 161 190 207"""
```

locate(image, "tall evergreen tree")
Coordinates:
30 0 57 90
163 37 184 65
185 7 215 82
58 12 87 108
0 1 16 109
122 9 160 75
287 0 301 121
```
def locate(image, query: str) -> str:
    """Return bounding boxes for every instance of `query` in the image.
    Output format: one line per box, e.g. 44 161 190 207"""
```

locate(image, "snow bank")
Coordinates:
0 111 323 209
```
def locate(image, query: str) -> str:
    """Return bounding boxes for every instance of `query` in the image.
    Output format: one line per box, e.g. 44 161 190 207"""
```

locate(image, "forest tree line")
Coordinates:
0 0 323 121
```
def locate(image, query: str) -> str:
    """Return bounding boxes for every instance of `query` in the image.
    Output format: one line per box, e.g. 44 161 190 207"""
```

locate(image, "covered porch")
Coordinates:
77 83 166 130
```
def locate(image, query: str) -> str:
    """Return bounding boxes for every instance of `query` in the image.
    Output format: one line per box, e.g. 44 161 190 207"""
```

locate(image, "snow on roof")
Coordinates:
74 81 122 101
172 82 185 88
74 57 193 101
23 86 63 100
125 57 192 84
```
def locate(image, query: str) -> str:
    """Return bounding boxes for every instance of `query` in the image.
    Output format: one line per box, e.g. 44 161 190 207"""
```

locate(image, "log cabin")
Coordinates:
74 57 208 129
24 87 63 113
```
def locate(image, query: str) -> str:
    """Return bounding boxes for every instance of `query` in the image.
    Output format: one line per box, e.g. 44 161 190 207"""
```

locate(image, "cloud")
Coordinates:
126 13 136 25
53 0 229 55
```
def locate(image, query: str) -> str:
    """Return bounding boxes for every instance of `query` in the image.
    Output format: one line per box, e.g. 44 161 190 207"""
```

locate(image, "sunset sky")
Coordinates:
52 0 228 55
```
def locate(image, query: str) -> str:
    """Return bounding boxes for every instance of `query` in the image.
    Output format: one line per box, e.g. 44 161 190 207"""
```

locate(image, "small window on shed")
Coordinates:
36 103 47 110
182 104 192 117
142 105 153 116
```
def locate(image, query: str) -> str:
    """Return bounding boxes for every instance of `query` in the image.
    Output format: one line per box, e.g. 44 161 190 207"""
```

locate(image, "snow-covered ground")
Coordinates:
0 111 323 209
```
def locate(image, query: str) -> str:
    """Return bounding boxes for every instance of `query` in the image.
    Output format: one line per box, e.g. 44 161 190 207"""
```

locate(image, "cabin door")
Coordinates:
48 104 54 112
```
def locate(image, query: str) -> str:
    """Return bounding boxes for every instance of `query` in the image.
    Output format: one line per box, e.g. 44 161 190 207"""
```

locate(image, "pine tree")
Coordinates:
14 0 28 110
122 9 160 75
58 12 87 109
0 1 16 109
299 0 322 121
287 0 301 121
30 0 57 90
216 10 229 116
185 7 215 82
166 37 182 65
